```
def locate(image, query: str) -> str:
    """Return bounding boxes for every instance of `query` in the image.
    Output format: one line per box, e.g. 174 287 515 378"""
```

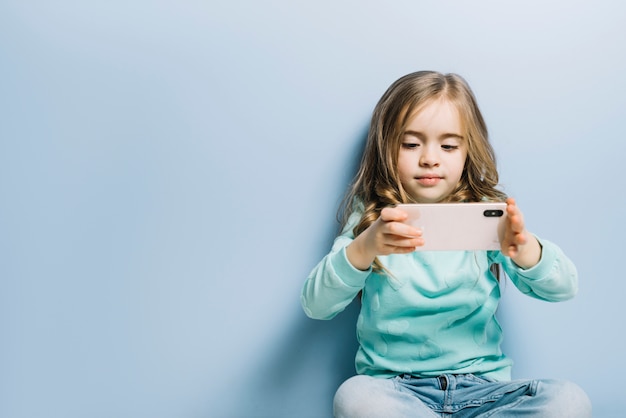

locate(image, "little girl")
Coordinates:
301 71 592 417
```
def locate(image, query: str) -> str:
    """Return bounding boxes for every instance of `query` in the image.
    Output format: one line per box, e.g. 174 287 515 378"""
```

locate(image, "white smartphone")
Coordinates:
396 202 507 251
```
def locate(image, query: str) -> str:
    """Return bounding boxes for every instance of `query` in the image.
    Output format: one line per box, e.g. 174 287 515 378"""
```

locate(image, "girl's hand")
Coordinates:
501 197 542 269
346 207 423 270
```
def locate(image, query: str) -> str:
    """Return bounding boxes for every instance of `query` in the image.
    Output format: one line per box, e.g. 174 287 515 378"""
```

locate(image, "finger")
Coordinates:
386 221 422 238
508 215 525 234
388 245 417 254
383 228 423 245
393 237 424 248
507 244 518 257
380 206 409 222
503 231 526 254
381 226 423 246
386 239 424 254
506 198 521 219
506 198 526 230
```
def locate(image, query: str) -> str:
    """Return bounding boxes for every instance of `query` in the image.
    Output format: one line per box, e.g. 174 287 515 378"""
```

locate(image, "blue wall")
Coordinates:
1 1 624 417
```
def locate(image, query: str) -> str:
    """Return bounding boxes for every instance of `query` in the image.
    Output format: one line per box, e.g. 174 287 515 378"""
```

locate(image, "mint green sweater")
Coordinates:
301 211 578 381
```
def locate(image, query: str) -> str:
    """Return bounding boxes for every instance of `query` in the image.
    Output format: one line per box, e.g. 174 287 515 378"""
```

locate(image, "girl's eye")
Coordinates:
402 143 419 149
442 144 459 151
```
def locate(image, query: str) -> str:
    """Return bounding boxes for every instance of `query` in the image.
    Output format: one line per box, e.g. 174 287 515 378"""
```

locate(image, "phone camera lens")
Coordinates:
484 209 503 217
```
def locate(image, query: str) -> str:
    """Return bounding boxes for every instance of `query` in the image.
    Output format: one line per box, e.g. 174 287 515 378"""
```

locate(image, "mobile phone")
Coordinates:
396 202 507 251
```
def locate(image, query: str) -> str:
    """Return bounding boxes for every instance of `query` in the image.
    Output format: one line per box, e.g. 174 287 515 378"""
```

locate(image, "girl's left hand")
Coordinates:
501 197 542 269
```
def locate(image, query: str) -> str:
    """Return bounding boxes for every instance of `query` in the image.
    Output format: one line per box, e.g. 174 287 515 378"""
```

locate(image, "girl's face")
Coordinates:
397 98 468 203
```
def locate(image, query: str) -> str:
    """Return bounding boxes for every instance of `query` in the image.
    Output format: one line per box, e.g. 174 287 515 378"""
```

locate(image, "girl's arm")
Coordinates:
499 197 578 301
301 241 368 320
301 208 422 320
500 237 578 302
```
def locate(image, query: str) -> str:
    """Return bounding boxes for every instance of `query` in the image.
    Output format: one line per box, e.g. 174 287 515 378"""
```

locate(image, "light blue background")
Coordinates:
1 1 624 417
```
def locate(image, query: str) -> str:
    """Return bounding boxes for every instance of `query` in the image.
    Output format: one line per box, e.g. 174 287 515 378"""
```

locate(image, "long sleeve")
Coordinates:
301 212 371 320
301 244 370 319
497 237 578 302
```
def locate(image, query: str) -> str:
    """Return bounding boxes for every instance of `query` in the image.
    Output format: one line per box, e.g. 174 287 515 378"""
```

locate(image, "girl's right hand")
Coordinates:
346 207 423 271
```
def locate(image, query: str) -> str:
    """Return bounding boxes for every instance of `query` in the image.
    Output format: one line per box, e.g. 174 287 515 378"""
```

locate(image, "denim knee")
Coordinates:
537 379 592 418
333 375 437 418
333 375 377 418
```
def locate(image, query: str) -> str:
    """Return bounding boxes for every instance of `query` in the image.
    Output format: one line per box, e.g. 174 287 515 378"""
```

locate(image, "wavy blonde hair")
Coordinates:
341 71 507 263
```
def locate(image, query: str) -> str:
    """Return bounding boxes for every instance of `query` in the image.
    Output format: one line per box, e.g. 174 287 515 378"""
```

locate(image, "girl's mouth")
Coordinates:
416 176 442 186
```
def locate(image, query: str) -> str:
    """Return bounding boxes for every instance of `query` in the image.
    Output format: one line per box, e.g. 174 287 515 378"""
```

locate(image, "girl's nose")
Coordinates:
419 146 440 167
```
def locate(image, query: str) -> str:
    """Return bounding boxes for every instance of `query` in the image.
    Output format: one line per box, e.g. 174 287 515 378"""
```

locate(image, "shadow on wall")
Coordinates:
229 128 369 418
235 301 361 417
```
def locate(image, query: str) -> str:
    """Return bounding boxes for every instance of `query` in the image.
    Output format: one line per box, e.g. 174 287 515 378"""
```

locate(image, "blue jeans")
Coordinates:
334 374 592 417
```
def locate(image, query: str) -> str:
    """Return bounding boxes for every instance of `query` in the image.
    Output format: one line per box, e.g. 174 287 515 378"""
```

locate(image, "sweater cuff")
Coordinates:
514 236 557 280
331 246 371 288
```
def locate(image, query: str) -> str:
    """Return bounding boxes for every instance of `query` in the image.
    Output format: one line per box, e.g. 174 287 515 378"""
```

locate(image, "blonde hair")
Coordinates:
342 70 507 247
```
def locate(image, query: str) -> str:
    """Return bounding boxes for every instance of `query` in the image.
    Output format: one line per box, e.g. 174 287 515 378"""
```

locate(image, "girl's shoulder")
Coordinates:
340 201 365 237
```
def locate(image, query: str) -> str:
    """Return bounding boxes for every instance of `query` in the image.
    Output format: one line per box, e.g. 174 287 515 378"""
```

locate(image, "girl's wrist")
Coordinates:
512 235 542 269
346 236 376 271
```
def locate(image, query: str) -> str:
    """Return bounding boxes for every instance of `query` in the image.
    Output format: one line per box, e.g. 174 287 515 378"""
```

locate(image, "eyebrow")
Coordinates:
403 130 464 140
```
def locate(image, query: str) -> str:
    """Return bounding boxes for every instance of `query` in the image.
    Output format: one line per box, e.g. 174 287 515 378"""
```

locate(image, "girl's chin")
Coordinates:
409 193 448 204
